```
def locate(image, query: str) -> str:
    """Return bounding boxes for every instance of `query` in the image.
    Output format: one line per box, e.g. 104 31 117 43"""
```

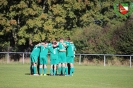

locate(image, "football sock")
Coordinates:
33 66 37 74
50 68 53 75
30 65 33 74
54 69 56 75
70 67 74 76
44 68 47 74
39 67 42 75
73 67 75 73
62 66 65 74
58 66 61 74
65 67 68 75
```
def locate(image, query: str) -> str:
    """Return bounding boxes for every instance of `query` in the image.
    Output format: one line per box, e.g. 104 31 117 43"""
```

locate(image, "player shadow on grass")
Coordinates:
25 73 31 75
24 73 68 76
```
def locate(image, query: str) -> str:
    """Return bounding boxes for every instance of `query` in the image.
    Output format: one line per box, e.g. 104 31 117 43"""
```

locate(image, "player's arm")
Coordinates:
62 42 67 47
59 40 67 47
48 46 53 54
46 43 52 50
65 42 70 48
35 43 42 47
58 42 66 52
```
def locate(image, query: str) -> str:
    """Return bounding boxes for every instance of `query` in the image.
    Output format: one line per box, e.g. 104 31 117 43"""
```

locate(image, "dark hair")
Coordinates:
60 38 63 40
52 41 57 45
66 37 70 41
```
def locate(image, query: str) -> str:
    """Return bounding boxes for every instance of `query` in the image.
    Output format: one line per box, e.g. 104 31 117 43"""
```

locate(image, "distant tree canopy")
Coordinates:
0 0 133 54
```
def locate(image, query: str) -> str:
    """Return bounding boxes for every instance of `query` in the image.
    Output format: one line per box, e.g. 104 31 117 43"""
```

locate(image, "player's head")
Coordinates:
66 37 70 42
44 41 49 46
41 40 45 44
52 40 58 47
52 41 57 45
44 41 48 44
60 38 64 42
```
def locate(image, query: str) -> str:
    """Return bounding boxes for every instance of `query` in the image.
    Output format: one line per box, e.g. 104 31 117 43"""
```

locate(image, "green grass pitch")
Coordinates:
0 63 133 88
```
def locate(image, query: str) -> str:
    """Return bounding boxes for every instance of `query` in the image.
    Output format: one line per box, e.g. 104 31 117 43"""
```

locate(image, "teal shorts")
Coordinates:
39 56 48 65
58 52 66 63
50 59 58 65
50 56 58 65
66 56 74 64
30 55 38 63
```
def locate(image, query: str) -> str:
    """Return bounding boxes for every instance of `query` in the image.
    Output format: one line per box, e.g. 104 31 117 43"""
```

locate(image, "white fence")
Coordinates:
77 54 132 68
0 52 30 64
0 52 132 68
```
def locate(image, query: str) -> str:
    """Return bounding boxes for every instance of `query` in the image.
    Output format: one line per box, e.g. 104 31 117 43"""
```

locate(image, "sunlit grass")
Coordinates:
0 63 133 88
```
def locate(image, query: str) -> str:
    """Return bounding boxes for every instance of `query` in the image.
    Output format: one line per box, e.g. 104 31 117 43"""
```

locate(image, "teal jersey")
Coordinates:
30 46 40 56
58 42 67 50
65 41 70 46
39 45 49 56
48 43 52 47
66 42 76 56
49 46 59 57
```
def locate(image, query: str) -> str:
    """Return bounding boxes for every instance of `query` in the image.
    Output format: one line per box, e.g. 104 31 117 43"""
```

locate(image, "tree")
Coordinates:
112 15 133 54
0 0 133 53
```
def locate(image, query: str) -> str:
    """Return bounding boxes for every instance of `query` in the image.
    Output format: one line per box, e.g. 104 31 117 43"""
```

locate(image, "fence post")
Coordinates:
79 54 81 65
7 52 10 63
104 55 106 66
130 56 132 68
22 53 24 64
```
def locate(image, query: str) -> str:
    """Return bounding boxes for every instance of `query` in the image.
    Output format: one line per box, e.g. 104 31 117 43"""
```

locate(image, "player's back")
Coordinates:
31 46 40 56
67 42 75 56
40 45 49 56
58 42 66 50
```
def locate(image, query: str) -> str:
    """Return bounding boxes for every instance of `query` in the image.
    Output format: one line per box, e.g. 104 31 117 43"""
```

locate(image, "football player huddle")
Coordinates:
30 37 76 76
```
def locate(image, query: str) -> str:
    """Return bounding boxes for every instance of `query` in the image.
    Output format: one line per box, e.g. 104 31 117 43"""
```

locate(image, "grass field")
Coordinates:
0 63 133 88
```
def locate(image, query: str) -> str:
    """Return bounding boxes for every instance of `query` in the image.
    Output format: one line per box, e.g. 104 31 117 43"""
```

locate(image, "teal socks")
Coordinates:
44 68 47 74
58 67 61 74
39 68 42 75
73 67 75 73
62 67 65 74
30 65 34 74
54 69 56 75
70 67 74 76
65 67 68 75
50 68 53 75
33 66 37 74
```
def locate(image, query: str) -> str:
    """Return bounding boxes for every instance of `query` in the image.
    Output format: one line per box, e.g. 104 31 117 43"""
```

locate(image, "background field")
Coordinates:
0 63 133 88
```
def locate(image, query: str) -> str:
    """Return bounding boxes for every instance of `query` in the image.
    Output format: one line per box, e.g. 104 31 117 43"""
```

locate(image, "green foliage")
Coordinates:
112 18 133 54
0 0 133 53
72 24 116 54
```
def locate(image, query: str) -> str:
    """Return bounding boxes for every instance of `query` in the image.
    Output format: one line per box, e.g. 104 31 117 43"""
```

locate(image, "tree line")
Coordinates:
0 0 133 55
